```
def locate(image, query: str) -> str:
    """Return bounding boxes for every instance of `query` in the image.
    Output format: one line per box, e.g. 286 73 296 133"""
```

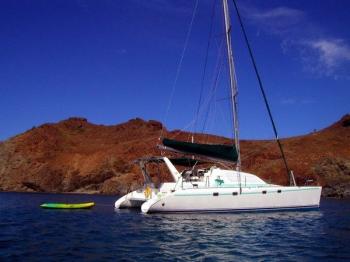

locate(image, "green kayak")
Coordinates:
40 202 95 209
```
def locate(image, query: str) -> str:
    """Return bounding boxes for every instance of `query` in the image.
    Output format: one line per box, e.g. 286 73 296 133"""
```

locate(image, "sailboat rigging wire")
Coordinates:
223 54 235 141
199 38 225 133
185 38 225 142
231 0 292 185
171 43 223 142
201 55 224 134
193 0 217 140
170 119 196 140
186 46 224 143
159 0 199 144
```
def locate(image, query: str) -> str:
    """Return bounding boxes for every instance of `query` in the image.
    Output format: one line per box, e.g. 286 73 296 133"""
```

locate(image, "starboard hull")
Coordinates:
141 186 322 213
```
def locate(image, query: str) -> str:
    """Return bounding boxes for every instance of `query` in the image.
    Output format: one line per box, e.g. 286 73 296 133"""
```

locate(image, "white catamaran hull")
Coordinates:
140 186 321 213
114 158 322 214
115 190 156 209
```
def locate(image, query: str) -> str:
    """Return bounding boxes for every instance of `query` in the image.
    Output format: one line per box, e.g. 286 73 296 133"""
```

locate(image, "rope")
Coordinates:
193 0 217 141
231 0 292 185
201 39 225 134
159 0 199 144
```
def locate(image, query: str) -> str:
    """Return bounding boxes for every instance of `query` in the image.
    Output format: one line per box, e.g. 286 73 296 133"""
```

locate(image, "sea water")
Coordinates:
0 192 349 261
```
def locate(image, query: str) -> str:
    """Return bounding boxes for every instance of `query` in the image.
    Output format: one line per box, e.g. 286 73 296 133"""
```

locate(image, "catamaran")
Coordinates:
115 0 322 213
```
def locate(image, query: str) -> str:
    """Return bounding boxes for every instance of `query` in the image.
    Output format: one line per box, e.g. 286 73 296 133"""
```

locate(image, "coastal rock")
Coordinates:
0 115 349 198
314 157 350 198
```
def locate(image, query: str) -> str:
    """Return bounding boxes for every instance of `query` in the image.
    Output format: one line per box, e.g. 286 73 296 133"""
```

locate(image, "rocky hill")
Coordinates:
0 115 349 197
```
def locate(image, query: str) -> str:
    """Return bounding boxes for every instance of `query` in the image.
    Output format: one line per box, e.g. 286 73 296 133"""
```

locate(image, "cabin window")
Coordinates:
277 189 282 193
262 191 267 194
213 192 219 196
232 192 238 196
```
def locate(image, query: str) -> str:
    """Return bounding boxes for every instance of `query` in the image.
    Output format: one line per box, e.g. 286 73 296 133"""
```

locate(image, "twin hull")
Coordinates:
116 186 322 213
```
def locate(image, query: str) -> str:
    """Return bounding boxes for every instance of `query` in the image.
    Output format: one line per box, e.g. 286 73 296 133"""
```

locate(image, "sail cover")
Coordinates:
162 138 238 162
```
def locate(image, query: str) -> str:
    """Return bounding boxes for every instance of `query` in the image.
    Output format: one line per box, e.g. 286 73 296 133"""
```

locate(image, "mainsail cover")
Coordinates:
162 138 238 162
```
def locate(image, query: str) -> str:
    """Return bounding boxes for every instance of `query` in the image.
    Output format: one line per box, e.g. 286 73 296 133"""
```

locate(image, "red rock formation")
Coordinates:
0 115 349 197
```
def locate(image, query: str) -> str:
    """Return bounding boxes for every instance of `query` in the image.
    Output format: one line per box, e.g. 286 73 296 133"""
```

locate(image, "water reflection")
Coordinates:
1 192 349 261
133 211 324 260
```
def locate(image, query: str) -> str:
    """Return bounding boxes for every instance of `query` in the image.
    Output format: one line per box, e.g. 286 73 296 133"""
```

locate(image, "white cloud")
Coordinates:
243 6 305 35
308 39 350 69
295 38 350 77
251 7 304 22
241 4 350 78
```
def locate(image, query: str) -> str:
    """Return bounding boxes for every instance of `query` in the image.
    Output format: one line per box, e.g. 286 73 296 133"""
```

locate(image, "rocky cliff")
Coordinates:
0 115 349 197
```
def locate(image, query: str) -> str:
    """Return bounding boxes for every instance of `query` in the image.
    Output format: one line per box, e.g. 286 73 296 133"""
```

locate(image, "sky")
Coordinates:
1 0 349 141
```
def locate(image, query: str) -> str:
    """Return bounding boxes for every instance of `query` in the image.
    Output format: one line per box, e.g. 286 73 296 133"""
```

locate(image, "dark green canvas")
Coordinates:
163 138 238 162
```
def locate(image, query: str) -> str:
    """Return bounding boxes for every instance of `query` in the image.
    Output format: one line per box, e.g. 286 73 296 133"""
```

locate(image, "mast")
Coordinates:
222 0 241 191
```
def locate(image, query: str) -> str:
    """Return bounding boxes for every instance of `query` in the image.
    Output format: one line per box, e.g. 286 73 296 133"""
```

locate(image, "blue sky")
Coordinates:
1 0 349 141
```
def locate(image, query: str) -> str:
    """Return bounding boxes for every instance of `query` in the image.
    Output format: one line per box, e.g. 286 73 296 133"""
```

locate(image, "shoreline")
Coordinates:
1 189 349 200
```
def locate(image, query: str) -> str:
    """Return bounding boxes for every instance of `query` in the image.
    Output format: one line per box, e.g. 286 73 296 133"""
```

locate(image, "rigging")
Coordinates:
159 0 199 145
193 0 217 141
232 0 295 186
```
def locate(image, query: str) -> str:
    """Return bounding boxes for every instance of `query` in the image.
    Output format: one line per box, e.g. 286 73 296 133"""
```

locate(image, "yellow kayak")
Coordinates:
40 202 95 209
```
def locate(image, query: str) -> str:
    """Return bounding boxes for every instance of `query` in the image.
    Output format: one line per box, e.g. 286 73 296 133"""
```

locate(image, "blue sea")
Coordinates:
0 192 349 261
